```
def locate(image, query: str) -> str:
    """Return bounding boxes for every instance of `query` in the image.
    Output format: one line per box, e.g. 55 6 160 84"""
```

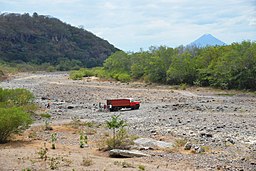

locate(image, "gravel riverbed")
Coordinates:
1 72 256 171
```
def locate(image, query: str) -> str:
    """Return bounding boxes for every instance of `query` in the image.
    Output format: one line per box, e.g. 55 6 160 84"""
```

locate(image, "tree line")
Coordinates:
102 41 256 90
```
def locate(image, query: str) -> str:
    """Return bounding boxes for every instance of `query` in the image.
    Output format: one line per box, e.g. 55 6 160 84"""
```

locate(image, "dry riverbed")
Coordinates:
0 72 255 171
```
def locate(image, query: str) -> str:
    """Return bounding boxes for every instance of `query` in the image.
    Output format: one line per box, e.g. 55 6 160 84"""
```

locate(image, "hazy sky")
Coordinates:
1 0 256 51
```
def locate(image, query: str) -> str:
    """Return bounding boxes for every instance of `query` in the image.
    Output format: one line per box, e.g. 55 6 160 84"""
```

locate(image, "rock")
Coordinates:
134 138 173 150
225 138 235 145
184 142 192 150
41 96 50 100
67 105 75 109
109 149 150 158
80 144 89 148
150 130 156 133
199 132 213 138
196 146 205 153
192 145 205 154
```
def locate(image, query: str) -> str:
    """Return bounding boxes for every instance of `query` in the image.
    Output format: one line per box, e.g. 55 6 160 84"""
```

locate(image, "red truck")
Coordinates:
107 98 140 111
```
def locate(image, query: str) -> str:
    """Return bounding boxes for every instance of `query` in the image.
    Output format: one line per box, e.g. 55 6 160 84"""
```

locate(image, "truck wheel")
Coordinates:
135 104 140 109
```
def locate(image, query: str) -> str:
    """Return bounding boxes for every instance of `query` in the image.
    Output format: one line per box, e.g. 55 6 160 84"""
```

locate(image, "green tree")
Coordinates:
106 115 127 149
167 51 197 85
104 51 131 74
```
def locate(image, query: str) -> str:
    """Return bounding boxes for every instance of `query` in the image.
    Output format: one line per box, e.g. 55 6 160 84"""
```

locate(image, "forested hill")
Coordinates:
0 13 118 69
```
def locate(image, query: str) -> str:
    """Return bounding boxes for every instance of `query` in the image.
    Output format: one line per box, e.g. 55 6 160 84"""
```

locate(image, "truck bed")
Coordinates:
107 99 131 107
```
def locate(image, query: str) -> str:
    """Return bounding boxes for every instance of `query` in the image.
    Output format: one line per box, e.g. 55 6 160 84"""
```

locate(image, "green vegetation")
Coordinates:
105 115 134 150
0 12 118 70
138 165 146 171
0 88 35 143
0 88 34 107
69 68 94 80
79 131 88 148
0 107 32 143
49 157 60 170
51 133 57 149
100 42 256 90
38 143 48 160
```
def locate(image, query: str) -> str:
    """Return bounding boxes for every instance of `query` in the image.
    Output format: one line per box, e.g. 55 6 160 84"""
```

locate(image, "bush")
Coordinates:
0 107 33 143
117 73 131 82
106 127 133 150
0 88 34 107
46 66 56 72
80 68 94 77
69 68 94 80
0 88 34 143
69 71 84 80
91 67 108 78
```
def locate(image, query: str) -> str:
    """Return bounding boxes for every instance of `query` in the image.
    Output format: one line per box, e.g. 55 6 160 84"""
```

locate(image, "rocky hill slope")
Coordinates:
0 13 118 68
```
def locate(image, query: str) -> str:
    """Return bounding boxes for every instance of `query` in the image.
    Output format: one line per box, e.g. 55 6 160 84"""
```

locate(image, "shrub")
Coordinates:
69 71 84 80
91 67 108 78
0 107 33 143
117 73 131 82
51 133 57 149
80 68 94 77
138 165 145 170
106 115 127 149
79 131 88 148
47 66 56 72
174 139 187 147
38 143 48 160
179 83 187 90
106 127 133 150
0 88 34 107
49 157 60 170
69 68 94 80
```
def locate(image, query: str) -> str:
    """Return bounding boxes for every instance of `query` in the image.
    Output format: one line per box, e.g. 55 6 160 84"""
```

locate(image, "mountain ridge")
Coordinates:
0 12 118 69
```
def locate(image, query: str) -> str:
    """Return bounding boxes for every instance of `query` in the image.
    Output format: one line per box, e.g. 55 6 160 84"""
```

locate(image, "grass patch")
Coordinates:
174 139 187 147
81 157 93 167
114 161 135 168
138 165 146 170
216 93 236 96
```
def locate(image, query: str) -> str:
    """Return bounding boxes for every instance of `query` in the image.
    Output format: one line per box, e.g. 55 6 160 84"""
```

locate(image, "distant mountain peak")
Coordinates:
188 34 226 47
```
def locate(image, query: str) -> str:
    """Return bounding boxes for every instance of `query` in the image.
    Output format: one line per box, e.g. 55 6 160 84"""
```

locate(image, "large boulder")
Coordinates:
134 138 173 150
109 149 150 158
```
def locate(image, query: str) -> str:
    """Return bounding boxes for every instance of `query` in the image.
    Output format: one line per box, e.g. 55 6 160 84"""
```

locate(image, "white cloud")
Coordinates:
249 18 256 26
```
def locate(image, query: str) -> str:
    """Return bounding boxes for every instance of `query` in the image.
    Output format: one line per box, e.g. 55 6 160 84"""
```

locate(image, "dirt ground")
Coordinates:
0 72 255 171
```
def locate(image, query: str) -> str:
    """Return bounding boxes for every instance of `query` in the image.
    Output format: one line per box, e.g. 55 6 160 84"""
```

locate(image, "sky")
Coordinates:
0 0 256 52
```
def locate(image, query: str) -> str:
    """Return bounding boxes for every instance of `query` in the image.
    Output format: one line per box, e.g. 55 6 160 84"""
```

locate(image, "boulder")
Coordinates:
67 105 75 109
109 149 150 158
184 142 192 150
191 145 205 154
134 138 173 150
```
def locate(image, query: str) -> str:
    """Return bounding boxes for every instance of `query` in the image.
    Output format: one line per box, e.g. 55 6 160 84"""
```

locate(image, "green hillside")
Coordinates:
0 12 118 69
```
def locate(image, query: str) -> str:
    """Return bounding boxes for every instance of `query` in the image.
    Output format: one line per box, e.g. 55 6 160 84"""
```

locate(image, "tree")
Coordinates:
104 51 131 74
106 115 127 149
167 51 197 85
0 12 118 69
